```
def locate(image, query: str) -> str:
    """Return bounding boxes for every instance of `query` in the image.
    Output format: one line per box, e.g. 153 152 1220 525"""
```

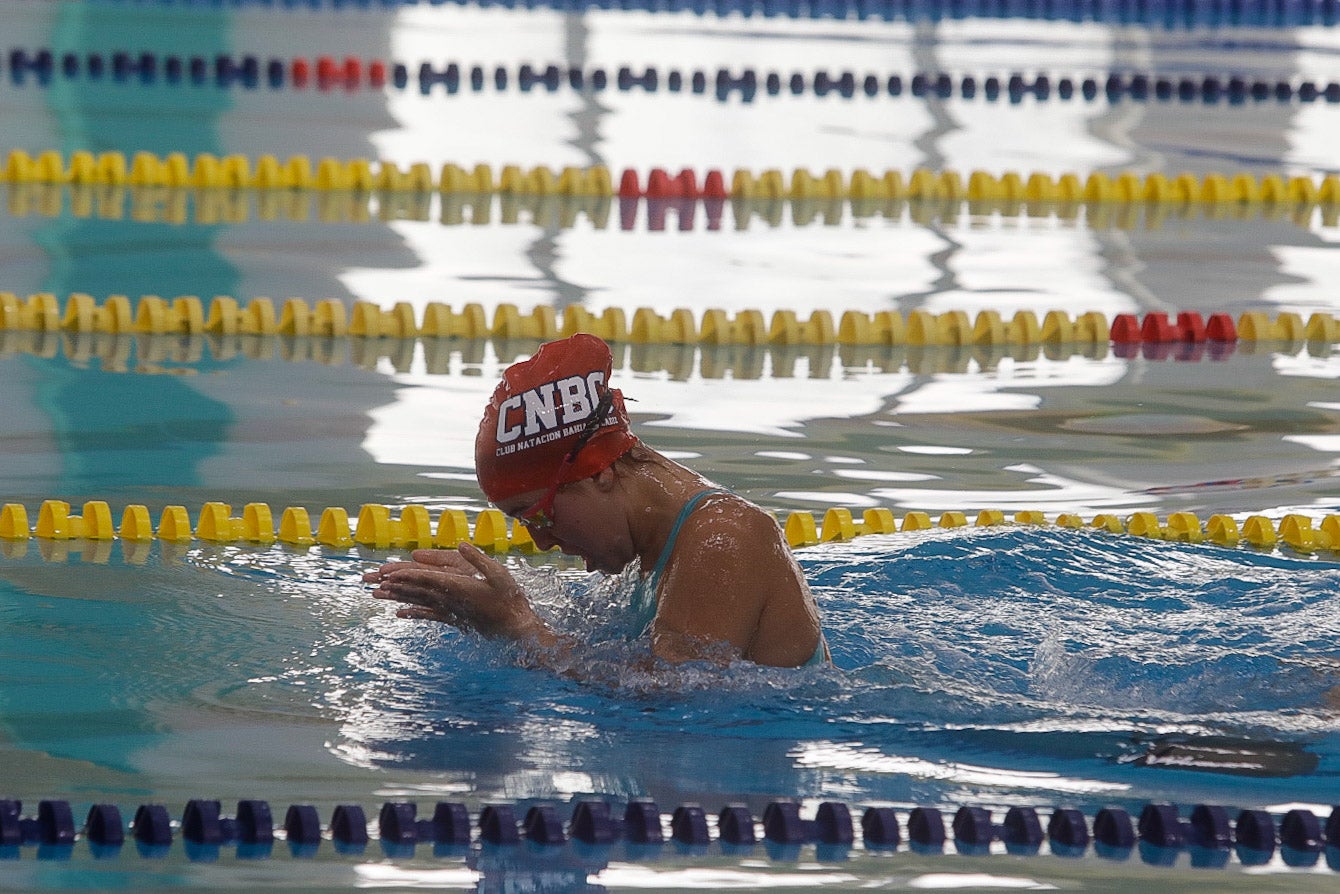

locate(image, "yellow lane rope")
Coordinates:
3 182 1333 230
3 149 1340 211
1 500 1336 561
5 330 1154 380
3 293 1338 347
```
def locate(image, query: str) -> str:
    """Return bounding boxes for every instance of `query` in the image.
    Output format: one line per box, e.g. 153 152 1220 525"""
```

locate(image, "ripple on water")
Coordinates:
4 528 1338 806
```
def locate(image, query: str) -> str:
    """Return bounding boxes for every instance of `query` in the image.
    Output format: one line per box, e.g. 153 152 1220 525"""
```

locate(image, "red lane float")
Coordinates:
1110 311 1238 344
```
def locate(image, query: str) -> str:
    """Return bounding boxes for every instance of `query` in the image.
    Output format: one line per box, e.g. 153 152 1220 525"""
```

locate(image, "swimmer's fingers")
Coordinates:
404 546 512 589
407 543 522 598
374 567 499 622
374 575 473 631
395 606 472 630
407 547 479 571
362 558 434 584
394 606 446 622
455 542 522 592
364 548 481 584
376 565 537 639
372 568 458 610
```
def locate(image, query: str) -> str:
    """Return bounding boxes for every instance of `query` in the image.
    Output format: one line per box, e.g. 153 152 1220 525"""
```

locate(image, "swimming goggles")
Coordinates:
512 386 616 531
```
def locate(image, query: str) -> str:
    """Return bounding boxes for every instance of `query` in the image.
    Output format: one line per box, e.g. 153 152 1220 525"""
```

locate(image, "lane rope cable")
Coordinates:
5 182 1337 232
4 292 1338 348
1 499 1337 559
1 795 1337 868
4 150 1340 209
43 0 1340 29
6 49 1340 107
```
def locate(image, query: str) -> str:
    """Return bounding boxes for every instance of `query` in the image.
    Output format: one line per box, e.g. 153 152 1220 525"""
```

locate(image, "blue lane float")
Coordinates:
7 48 1340 107
64 0 1340 28
2 796 1340 869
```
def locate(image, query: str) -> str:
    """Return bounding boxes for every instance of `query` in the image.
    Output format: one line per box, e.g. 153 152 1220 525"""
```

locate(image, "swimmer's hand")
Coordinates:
363 543 554 644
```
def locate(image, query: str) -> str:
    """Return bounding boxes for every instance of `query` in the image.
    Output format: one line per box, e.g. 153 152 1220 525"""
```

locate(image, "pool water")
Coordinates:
2 0 1340 890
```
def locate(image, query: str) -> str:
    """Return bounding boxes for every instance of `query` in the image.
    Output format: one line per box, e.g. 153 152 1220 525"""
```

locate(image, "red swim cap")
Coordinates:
475 333 639 503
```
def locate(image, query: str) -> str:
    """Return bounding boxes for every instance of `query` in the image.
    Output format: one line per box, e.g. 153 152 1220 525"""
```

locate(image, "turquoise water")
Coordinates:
2 1 1340 889
1 525 1339 888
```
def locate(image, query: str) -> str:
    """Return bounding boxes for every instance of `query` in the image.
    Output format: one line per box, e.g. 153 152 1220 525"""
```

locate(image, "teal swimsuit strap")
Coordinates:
630 488 724 636
647 488 725 591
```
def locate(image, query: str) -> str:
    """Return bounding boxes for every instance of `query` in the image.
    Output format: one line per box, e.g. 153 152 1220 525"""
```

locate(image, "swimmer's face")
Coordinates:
499 482 628 574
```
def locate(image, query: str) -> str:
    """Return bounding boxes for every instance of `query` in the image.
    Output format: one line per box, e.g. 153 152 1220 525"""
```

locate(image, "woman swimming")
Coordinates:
364 333 828 668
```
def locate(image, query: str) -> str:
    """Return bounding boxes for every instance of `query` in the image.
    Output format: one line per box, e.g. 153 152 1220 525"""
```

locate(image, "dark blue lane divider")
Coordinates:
67 0 1340 29
7 49 1340 107
3 797 1339 869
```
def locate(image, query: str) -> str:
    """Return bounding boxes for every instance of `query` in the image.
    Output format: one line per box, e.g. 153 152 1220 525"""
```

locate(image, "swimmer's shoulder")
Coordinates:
677 491 793 560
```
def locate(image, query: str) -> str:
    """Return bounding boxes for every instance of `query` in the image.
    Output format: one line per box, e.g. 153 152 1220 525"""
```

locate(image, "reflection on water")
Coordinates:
1 332 1337 520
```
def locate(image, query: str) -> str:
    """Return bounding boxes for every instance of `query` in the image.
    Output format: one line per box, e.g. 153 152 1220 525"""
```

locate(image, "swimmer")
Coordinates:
364 333 829 669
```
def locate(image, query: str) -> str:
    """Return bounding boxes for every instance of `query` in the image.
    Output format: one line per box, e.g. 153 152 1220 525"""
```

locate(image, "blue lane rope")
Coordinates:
57 0 1340 29
6 49 1340 107
2 796 1338 867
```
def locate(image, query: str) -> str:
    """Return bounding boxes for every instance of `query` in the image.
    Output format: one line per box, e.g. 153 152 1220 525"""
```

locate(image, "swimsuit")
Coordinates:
629 488 830 667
